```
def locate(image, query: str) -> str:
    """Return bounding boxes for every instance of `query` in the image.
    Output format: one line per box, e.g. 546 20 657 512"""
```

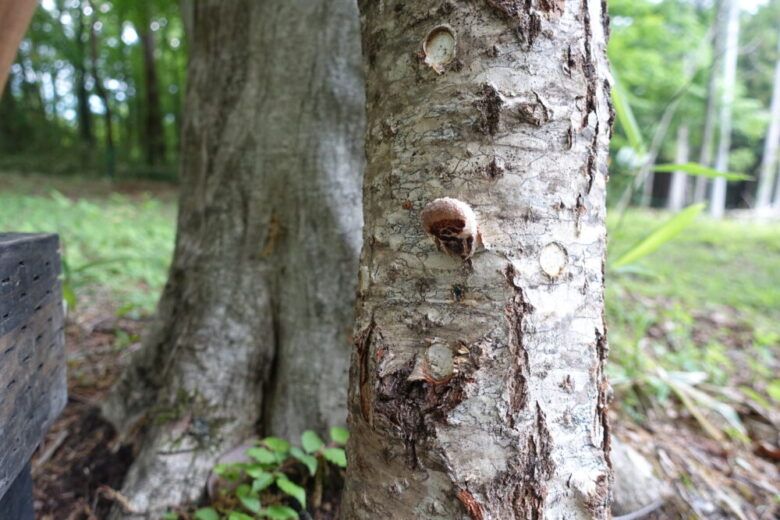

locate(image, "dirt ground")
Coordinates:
31 299 779 520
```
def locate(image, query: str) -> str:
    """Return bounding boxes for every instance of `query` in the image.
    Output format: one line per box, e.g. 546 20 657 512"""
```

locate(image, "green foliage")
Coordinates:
612 203 705 268
1 0 186 179
194 429 349 520
0 179 176 317
651 163 752 181
607 210 780 440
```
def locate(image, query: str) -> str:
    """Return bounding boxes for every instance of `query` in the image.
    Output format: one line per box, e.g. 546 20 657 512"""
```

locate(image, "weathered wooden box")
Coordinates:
0 233 67 517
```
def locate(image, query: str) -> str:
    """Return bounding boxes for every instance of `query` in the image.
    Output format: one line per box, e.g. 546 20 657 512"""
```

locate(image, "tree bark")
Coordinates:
756 35 780 211
101 0 364 516
341 1 612 519
709 0 739 218
667 125 690 212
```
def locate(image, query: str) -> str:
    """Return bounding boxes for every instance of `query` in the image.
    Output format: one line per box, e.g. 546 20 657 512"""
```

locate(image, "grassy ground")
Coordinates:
0 174 177 317
607 210 779 429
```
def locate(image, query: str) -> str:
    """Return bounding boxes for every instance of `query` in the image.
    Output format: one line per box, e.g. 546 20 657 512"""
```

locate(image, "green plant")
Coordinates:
190 427 349 520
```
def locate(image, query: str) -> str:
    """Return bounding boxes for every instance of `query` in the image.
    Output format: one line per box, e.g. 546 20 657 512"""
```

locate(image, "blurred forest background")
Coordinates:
0 0 778 518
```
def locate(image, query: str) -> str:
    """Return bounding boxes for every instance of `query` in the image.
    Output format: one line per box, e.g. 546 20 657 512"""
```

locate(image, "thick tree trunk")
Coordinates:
756 36 780 211
139 12 166 166
101 0 364 516
667 125 690 211
341 1 612 519
709 0 739 218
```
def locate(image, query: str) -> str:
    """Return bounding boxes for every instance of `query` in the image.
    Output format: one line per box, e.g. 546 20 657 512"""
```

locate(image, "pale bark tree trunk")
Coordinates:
667 125 690 211
101 0 364 515
342 1 612 519
693 1 724 205
756 35 780 211
710 0 739 218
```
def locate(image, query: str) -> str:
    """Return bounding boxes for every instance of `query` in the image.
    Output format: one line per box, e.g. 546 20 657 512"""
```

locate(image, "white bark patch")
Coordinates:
422 26 456 74
539 242 568 278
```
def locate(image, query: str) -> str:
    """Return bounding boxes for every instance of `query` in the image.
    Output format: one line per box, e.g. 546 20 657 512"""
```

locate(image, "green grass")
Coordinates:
609 210 780 322
0 177 176 317
607 209 780 430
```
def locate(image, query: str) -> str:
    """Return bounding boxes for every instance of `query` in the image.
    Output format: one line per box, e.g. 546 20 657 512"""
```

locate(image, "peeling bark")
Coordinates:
101 0 364 516
342 1 612 518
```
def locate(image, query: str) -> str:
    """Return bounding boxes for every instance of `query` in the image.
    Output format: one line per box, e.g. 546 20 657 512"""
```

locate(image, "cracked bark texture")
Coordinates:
342 1 612 519
100 0 364 516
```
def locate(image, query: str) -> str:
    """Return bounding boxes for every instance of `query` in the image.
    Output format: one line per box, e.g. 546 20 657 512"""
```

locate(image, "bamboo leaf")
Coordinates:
653 162 751 181
612 76 646 155
613 203 705 268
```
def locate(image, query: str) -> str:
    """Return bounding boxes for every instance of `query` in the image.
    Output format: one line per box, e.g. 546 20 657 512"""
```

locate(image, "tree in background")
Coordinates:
710 0 740 218
100 0 364 515
756 35 780 210
0 0 186 178
341 0 612 517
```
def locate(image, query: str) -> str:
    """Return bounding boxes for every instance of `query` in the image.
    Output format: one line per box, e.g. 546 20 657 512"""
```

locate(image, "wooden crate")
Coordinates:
0 233 67 517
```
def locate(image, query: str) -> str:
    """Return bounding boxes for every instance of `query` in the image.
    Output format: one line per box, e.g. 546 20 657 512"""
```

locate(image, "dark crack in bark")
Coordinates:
504 264 534 425
373 342 481 469
474 84 503 137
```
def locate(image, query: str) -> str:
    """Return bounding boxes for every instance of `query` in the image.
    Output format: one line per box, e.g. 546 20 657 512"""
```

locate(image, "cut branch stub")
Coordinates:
421 197 479 260
539 242 568 278
421 26 456 74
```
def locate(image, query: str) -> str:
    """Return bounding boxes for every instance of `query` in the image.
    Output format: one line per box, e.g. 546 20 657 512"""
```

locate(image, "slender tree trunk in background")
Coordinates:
68 2 94 146
668 125 690 211
342 0 612 518
88 5 116 179
19 48 46 118
139 8 166 166
756 35 780 210
101 0 364 515
179 0 194 49
694 0 724 204
710 0 739 218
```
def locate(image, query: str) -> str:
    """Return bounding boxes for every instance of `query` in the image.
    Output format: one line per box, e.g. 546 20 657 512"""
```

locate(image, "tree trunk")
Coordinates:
341 1 612 519
75 4 94 146
139 10 166 166
710 0 739 218
101 0 364 515
88 3 116 179
756 35 780 211
667 125 690 211
693 0 724 204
